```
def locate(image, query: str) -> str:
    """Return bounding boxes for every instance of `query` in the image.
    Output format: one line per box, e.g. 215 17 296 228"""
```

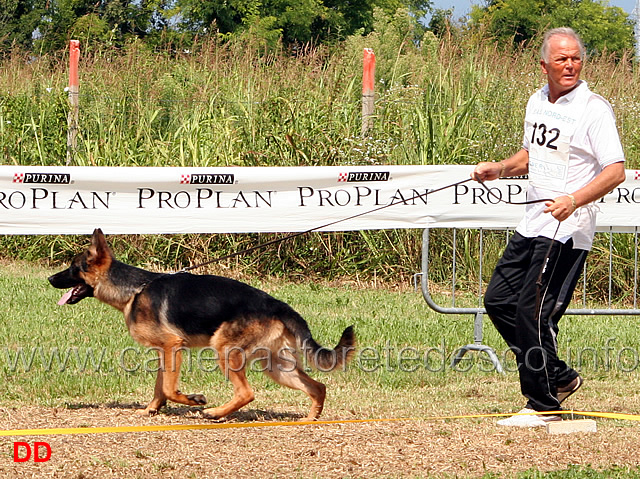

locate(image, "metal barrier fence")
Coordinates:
416 227 640 373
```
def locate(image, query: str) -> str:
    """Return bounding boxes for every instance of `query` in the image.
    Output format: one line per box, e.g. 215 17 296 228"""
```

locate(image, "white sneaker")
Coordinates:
497 408 562 427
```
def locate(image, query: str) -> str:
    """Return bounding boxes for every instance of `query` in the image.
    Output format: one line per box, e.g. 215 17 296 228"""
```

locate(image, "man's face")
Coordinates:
541 35 583 101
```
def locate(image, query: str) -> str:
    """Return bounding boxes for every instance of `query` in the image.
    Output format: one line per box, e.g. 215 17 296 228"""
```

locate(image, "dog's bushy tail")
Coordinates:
304 325 356 372
283 316 356 372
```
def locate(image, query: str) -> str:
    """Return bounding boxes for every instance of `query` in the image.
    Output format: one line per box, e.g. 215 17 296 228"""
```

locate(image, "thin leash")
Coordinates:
180 176 554 273
181 176 475 272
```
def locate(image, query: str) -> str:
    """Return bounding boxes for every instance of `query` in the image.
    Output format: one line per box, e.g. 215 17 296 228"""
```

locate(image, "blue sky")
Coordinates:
429 0 636 20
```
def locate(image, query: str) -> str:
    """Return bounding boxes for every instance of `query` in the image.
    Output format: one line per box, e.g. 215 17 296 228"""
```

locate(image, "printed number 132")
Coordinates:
531 123 560 150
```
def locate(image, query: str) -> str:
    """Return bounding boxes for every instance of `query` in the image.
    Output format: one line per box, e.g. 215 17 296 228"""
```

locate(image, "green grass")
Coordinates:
2 259 640 420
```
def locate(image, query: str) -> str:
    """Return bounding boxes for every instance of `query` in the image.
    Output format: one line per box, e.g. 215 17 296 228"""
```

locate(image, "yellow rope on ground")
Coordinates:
0 409 637 437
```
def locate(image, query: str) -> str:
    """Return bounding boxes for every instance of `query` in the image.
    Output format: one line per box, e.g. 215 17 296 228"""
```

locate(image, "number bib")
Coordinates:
526 89 590 193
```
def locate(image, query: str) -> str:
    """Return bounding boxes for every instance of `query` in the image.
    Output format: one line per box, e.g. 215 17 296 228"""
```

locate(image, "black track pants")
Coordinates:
484 232 587 411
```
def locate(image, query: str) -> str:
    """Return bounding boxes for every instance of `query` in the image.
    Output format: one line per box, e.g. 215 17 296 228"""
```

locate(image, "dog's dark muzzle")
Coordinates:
48 273 94 305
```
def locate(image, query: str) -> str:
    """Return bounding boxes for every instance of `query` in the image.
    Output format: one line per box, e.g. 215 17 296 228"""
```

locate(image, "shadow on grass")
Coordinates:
63 401 304 422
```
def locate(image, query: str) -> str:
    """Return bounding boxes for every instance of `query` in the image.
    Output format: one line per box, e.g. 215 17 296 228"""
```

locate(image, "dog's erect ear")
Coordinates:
87 228 113 266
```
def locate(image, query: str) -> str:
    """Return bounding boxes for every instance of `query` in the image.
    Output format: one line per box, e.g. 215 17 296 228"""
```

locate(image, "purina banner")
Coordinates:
0 165 638 235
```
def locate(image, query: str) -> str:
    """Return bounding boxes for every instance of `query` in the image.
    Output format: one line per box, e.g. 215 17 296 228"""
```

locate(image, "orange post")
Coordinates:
67 40 80 165
361 48 375 136
69 40 80 89
362 48 375 94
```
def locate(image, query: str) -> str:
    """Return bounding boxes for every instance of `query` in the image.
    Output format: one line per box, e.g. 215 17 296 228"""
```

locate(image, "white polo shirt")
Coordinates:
516 81 625 250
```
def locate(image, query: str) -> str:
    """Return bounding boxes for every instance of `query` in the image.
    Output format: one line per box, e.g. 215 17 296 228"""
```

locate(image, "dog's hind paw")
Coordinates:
187 393 207 405
135 407 159 416
202 408 225 420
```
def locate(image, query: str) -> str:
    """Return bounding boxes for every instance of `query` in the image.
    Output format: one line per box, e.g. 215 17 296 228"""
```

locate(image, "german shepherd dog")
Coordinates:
48 229 356 420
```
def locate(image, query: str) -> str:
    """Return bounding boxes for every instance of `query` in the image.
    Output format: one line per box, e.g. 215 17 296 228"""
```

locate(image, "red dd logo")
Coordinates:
13 441 52 462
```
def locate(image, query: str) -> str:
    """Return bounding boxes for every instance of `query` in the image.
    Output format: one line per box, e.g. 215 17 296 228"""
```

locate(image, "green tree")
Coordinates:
32 0 166 52
174 0 432 46
470 0 634 57
2 0 432 53
428 8 454 37
551 0 634 55
0 0 47 52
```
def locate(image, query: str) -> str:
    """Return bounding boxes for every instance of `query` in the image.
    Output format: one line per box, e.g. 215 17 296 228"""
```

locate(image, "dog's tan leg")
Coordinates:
137 343 206 415
203 348 254 419
159 344 207 407
263 360 327 420
136 364 167 416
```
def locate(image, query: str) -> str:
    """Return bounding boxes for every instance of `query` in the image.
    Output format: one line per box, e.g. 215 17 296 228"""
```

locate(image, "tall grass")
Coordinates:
1 16 639 293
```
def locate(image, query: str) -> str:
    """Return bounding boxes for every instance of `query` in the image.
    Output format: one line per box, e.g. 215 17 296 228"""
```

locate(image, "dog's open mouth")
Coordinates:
58 284 94 305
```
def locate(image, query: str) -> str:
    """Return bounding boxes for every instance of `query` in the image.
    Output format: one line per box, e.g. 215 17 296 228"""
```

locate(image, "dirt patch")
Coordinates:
0 405 639 478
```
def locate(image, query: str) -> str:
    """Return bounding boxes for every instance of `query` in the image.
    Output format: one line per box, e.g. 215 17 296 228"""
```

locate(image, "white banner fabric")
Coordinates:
0 165 638 234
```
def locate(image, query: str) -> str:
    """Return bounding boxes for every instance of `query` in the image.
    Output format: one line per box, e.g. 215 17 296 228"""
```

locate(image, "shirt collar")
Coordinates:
542 80 586 104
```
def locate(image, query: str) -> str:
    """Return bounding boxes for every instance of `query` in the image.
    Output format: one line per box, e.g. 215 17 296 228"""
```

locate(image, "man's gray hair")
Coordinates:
540 27 586 62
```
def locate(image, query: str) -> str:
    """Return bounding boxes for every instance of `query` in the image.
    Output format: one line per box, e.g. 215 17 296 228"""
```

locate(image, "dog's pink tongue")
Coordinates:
58 290 73 305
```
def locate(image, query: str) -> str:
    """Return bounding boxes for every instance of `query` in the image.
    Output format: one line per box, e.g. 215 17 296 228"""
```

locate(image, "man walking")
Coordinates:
471 27 626 427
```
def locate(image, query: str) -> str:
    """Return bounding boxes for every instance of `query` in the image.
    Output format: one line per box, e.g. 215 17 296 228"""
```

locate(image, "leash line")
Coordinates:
181 177 558 272
0 409 637 437
181 177 475 272
475 178 554 205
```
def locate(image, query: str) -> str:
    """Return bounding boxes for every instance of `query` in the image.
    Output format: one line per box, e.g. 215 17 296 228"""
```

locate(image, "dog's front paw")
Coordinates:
187 393 207 405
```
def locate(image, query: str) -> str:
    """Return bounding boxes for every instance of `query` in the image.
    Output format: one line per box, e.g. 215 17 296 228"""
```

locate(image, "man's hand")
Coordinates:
471 162 503 182
472 148 530 182
544 195 576 221
544 162 625 222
